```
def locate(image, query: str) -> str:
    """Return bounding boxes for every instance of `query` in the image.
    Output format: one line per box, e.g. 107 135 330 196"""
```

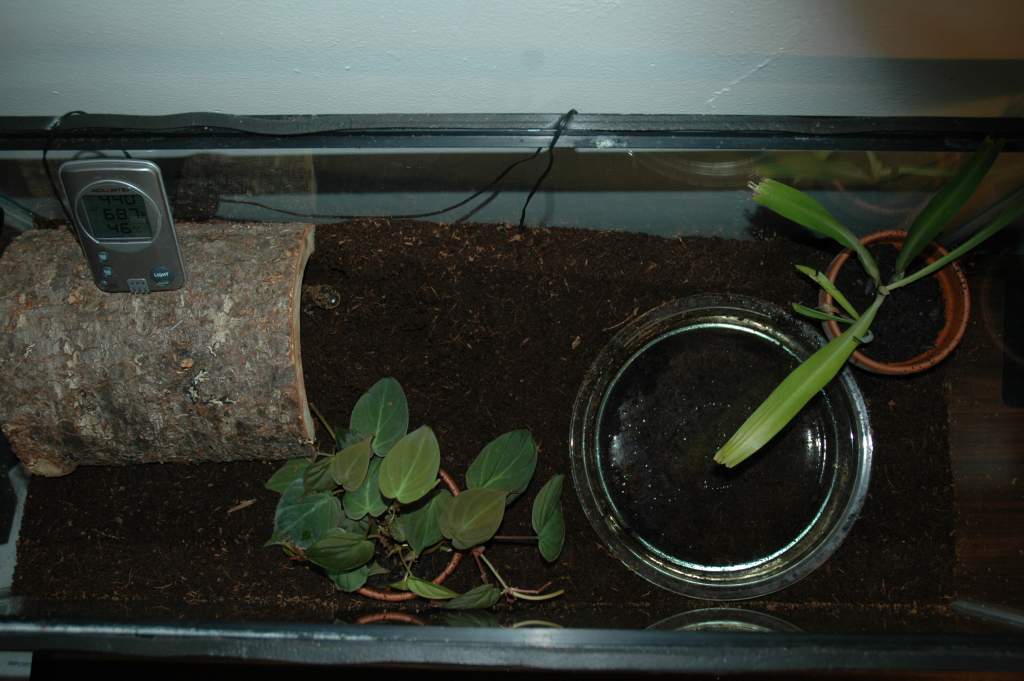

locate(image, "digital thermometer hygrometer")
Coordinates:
59 159 186 293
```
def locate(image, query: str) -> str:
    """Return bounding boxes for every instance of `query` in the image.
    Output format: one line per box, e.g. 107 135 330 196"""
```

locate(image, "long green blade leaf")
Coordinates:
895 138 1002 275
889 185 1024 292
752 179 879 283
791 303 854 326
713 295 885 468
794 265 860 319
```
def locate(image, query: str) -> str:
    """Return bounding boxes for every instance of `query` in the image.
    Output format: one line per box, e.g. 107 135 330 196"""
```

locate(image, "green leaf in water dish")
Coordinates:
442 584 503 610
269 479 341 549
343 457 388 520
713 295 885 469
303 456 335 494
531 475 565 562
329 564 369 592
350 377 409 456
466 430 537 502
329 436 373 491
390 576 460 600
378 425 440 504
398 489 453 554
265 458 309 493
439 487 507 550
305 528 375 573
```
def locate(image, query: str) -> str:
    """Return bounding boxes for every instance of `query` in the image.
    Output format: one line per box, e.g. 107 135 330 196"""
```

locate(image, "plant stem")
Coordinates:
478 553 564 602
477 553 510 592
508 588 565 602
308 402 336 444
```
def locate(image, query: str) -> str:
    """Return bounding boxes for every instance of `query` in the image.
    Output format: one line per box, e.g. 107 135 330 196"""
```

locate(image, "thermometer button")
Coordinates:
100 266 114 278
97 251 109 263
150 266 173 287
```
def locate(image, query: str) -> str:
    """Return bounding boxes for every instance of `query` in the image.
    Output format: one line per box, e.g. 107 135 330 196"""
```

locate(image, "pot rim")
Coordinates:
357 467 464 602
820 229 971 376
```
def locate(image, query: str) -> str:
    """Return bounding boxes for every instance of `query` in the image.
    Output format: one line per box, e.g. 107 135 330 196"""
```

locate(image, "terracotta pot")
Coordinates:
357 467 463 602
819 230 971 376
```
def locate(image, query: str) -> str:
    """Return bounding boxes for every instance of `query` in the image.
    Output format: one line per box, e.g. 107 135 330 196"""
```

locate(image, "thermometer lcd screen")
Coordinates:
82 193 154 240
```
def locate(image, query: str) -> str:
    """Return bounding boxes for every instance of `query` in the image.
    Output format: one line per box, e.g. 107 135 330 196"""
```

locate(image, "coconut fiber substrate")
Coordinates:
13 220 959 632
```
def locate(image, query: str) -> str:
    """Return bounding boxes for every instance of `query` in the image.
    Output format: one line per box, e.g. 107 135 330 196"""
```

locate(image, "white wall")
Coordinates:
2 0 1023 117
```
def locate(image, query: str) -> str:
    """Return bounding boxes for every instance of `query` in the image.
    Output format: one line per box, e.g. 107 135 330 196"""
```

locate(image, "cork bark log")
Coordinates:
0 222 316 476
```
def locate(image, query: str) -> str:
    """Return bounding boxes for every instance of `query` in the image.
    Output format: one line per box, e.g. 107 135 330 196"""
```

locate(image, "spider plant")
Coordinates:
714 138 1024 468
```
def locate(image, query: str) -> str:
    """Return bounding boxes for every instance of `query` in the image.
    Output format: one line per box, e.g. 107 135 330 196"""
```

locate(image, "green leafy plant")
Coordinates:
715 139 1024 468
266 378 565 608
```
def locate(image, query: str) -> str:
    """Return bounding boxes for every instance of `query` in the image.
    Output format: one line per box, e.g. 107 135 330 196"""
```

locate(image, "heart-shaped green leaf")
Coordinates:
466 430 537 503
265 458 310 493
531 475 565 562
350 377 409 456
334 427 367 452
343 457 388 520
305 528 375 573
329 564 369 592
378 426 440 504
338 516 369 536
440 487 507 550
329 436 373 491
390 575 460 600
537 507 565 562
303 456 335 494
398 489 453 554
442 584 503 610
367 562 389 578
268 479 341 549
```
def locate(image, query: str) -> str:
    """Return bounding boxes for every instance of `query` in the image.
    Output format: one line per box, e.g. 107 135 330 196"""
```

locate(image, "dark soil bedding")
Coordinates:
13 219 958 631
836 243 945 363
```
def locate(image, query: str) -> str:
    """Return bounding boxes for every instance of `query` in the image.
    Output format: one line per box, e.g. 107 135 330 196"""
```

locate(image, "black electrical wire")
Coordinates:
217 109 577 223
42 110 87 227
217 147 543 221
42 108 577 227
517 108 576 231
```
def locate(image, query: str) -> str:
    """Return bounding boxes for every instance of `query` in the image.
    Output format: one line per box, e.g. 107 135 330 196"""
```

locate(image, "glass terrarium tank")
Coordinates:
0 112 1022 674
